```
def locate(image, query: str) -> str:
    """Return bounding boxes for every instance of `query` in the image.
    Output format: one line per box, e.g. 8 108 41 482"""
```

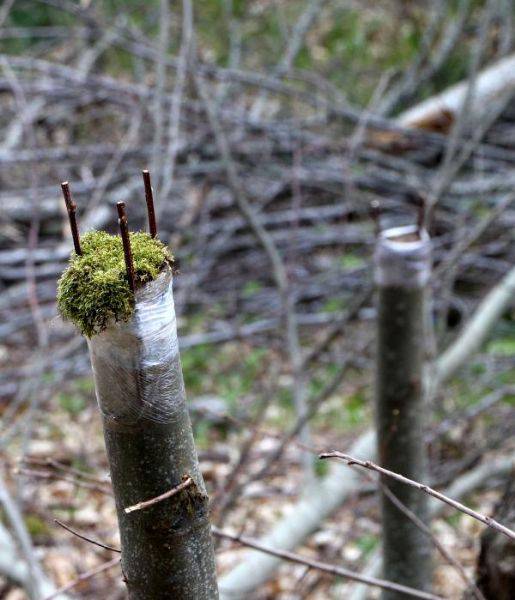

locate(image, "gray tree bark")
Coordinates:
374 225 432 599
88 267 218 599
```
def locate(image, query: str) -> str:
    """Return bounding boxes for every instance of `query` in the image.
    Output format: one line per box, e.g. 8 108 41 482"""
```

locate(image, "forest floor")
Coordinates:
2 326 514 599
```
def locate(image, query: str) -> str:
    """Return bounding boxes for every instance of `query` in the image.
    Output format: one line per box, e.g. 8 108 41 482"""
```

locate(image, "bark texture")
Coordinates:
375 226 432 599
88 267 218 600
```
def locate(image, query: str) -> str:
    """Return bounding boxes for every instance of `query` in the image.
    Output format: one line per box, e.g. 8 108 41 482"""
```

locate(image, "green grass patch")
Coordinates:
356 533 379 558
322 297 347 313
486 337 515 357
242 280 263 297
58 392 86 416
314 457 330 478
313 385 369 431
24 514 50 539
182 344 268 412
339 253 366 270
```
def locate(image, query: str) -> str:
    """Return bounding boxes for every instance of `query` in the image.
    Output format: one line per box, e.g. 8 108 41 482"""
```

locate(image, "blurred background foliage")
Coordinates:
2 0 492 105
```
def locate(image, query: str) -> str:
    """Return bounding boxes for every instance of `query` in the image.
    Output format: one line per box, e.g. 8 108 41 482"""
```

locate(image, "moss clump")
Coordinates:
57 230 172 337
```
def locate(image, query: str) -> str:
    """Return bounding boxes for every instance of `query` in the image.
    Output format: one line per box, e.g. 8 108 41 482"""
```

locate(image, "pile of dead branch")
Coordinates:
1 9 514 400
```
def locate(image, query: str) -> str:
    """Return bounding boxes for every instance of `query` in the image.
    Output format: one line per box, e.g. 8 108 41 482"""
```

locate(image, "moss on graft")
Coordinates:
57 230 172 337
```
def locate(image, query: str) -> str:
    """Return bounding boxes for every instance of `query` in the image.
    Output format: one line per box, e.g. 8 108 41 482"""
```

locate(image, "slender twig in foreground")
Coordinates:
54 519 121 553
213 527 444 600
42 557 120 600
319 452 515 541
124 476 193 514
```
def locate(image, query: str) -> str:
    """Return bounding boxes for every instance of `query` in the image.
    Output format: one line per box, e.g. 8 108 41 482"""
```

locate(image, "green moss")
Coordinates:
57 230 172 337
24 514 51 540
58 392 86 415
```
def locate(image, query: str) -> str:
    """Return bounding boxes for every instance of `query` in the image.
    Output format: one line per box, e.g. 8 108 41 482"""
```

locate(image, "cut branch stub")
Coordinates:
116 202 136 293
142 169 157 238
60 181 82 256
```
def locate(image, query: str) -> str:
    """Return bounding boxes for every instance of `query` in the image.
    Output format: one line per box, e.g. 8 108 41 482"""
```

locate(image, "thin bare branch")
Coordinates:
142 170 157 238
214 527 444 600
320 452 515 541
53 519 121 554
116 201 135 293
124 477 193 514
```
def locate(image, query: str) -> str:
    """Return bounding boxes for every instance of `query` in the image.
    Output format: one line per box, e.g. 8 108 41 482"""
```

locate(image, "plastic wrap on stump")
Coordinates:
88 266 218 599
374 225 432 599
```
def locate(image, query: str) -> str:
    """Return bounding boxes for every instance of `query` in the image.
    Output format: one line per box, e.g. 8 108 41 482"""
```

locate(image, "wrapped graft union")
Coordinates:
374 224 432 599
58 229 218 600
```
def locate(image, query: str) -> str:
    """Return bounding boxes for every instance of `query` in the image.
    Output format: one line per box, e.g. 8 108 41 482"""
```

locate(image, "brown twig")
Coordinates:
124 476 193 514
142 169 157 238
116 201 135 293
213 527 444 600
319 452 515 541
53 519 121 553
60 181 82 255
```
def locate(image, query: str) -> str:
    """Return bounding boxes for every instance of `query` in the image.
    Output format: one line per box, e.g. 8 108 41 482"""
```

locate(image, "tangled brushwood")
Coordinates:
57 230 172 337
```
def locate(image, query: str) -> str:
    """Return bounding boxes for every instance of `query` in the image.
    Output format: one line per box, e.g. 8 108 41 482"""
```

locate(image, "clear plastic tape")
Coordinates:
374 225 431 288
87 266 186 425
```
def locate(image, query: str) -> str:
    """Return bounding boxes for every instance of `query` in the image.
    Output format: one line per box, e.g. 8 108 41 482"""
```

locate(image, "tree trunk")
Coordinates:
88 267 218 599
374 225 432 599
218 255 514 596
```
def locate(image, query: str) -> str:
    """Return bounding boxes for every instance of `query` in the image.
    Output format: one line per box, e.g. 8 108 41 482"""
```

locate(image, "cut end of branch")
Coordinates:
116 202 136 293
142 169 158 239
60 180 82 255
124 476 194 514
319 451 354 463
